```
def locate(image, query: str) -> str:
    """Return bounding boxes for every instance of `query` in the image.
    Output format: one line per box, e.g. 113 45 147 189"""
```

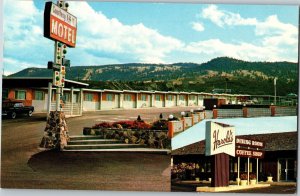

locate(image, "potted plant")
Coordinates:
250 173 257 185
240 173 248 186
267 173 273 182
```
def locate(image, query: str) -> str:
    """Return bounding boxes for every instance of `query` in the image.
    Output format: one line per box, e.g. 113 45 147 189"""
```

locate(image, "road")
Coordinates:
1 106 199 191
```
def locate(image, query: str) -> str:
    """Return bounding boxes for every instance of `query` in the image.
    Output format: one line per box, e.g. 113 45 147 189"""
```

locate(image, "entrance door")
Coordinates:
278 159 296 181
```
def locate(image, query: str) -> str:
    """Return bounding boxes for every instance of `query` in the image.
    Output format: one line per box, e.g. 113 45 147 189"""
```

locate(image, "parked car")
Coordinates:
2 100 34 119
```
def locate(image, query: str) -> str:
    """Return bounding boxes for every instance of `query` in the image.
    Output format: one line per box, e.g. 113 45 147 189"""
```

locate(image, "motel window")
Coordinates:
107 94 113 101
15 90 26 100
2 88 8 99
179 95 185 101
85 93 93 101
63 93 70 102
141 94 147 101
124 94 132 101
190 95 196 100
167 95 172 101
35 91 44 100
155 95 161 101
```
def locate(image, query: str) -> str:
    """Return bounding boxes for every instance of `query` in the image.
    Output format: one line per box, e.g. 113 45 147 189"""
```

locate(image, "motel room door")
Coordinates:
278 159 296 181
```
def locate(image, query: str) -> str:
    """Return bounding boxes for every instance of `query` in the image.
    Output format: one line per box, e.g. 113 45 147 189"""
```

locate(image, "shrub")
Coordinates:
250 173 256 180
112 120 151 130
240 173 248 180
151 120 168 130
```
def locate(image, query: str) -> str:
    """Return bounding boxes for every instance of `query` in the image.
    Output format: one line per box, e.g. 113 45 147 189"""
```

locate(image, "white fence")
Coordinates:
51 102 81 116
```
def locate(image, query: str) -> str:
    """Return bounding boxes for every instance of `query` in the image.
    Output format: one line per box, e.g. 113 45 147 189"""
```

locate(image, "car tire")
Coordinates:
28 110 33 117
11 112 16 119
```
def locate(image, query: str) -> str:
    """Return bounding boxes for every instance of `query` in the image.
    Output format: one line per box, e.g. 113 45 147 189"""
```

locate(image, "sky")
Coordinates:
2 0 299 75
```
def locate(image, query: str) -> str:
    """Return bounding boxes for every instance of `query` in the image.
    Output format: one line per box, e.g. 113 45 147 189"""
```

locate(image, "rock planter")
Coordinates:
240 180 248 186
250 179 256 185
82 127 171 149
267 176 273 182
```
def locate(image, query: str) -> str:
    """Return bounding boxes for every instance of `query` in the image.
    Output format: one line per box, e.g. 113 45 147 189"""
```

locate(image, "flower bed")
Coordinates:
83 120 170 149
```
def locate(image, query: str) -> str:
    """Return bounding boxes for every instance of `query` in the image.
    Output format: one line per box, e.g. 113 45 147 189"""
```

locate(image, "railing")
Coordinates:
50 102 81 116
274 107 297 116
212 106 297 119
217 109 243 118
167 112 205 138
247 108 271 117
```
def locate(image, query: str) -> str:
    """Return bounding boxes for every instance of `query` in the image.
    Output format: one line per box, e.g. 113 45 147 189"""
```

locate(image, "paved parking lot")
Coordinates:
171 181 297 193
1 106 199 191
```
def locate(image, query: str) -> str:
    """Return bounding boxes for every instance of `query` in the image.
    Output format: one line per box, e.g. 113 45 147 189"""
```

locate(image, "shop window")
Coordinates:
141 94 147 101
234 162 238 172
167 95 172 101
107 94 113 101
15 90 26 100
85 93 93 101
124 94 132 101
155 95 161 101
207 162 211 172
198 96 204 100
35 91 44 100
179 95 185 101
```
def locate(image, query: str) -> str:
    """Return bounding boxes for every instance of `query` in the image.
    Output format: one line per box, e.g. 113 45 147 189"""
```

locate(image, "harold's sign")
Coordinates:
236 137 264 149
44 2 77 47
205 121 235 157
235 148 265 159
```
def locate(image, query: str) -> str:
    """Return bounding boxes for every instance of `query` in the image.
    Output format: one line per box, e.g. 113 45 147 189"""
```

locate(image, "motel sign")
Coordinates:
44 2 77 47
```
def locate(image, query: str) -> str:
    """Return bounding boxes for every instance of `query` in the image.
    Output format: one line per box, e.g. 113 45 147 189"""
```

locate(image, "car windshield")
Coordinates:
2 102 22 108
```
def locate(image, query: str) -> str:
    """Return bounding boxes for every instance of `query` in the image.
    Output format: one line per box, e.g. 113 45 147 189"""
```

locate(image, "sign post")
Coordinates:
44 0 77 111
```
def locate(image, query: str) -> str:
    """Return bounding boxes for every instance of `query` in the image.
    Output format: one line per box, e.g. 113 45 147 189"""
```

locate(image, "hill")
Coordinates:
9 57 298 95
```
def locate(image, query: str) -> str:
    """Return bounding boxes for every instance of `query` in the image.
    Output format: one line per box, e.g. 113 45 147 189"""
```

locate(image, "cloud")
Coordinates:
193 5 298 62
201 5 258 27
191 22 204 32
184 38 295 62
3 57 44 76
68 2 184 64
3 0 184 74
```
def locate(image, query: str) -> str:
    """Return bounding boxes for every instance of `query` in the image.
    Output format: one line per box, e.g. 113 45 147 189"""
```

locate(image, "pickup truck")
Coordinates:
2 101 34 119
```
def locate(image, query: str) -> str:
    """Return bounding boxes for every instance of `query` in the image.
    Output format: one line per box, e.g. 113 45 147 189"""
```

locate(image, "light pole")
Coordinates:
274 77 277 105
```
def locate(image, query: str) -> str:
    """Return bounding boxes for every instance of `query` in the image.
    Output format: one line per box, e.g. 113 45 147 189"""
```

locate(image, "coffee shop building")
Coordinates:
171 117 297 182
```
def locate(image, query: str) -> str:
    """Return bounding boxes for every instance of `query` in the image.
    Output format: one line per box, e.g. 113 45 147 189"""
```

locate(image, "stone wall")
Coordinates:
40 111 69 150
83 128 171 149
